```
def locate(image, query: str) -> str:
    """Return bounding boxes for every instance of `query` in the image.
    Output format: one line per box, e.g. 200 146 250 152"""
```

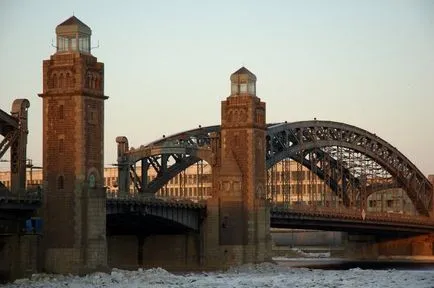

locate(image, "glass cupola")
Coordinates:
230 67 256 96
55 16 92 53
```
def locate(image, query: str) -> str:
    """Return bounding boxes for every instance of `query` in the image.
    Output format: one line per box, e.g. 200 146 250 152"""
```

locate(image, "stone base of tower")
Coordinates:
0 234 42 282
44 186 108 275
45 243 107 275
201 198 272 269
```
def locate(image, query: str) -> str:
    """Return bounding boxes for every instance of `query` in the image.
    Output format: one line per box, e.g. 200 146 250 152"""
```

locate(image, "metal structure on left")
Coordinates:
0 99 30 196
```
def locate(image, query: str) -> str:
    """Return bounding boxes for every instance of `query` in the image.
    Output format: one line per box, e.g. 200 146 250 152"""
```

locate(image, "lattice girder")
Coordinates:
266 121 432 216
117 121 432 217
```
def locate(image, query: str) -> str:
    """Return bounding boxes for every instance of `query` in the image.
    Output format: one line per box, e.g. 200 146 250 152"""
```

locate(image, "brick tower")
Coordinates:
205 67 271 268
38 16 107 274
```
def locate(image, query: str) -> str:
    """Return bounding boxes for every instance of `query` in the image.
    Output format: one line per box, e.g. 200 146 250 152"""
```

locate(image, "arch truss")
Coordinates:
0 99 30 194
115 126 219 196
266 121 432 217
116 121 432 217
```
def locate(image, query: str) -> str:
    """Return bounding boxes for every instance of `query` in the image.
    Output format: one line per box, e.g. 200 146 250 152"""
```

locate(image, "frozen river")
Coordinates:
3 260 434 288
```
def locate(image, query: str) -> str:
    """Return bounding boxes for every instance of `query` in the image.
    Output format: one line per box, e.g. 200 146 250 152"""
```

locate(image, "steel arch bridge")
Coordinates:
115 120 433 218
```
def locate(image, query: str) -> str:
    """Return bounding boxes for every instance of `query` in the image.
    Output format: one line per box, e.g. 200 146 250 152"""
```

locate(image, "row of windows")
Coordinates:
104 174 212 187
1 179 43 189
157 186 212 198
369 199 406 208
49 72 74 89
85 73 101 90
57 36 90 53
268 170 314 182
48 72 101 90
269 184 330 195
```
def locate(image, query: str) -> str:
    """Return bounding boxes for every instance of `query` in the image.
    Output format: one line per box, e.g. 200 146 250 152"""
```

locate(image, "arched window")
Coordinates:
87 73 92 88
53 74 58 88
66 73 72 88
91 74 96 89
59 138 64 153
57 175 64 190
95 76 100 89
59 73 65 88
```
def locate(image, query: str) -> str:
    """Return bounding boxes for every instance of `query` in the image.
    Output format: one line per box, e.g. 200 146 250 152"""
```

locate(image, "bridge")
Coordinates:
112 120 434 234
3 117 433 236
2 16 434 279
2 82 434 277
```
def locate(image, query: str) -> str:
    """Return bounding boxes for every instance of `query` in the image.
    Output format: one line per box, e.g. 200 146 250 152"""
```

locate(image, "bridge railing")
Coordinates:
106 191 206 207
271 204 434 226
0 187 42 203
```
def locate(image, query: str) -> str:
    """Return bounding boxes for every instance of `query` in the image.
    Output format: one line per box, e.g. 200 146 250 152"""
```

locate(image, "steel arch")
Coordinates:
266 121 432 216
119 121 432 216
118 126 218 195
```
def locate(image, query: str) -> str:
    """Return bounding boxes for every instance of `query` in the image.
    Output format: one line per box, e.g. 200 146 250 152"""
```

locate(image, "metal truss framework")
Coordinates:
116 120 433 217
0 99 30 195
106 197 206 232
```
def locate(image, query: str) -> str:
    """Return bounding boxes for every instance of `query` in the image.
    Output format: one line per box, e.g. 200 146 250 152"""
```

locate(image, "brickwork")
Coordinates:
107 234 202 271
39 16 108 274
0 235 43 281
203 67 271 269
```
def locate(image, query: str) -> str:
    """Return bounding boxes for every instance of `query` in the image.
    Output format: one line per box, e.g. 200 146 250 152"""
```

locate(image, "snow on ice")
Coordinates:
3 262 434 288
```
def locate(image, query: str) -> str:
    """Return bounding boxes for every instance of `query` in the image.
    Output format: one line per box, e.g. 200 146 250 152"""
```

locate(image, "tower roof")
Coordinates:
230 66 257 82
56 16 91 35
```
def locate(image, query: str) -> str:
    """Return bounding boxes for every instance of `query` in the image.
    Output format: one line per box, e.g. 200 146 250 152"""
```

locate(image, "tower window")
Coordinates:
240 83 247 93
57 36 69 52
59 74 65 88
79 37 90 53
71 38 77 50
59 138 64 153
57 175 64 190
58 105 64 120
88 107 98 124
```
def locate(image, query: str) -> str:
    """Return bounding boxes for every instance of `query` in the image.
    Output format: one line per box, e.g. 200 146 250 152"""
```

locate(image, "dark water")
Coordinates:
278 259 434 270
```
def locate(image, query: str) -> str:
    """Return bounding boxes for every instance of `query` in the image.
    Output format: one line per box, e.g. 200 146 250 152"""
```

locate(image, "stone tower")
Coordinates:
38 16 107 274
205 67 271 268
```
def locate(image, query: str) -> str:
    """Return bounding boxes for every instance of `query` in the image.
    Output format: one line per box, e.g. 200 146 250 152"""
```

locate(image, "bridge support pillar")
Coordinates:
201 67 272 269
343 234 379 259
344 233 434 260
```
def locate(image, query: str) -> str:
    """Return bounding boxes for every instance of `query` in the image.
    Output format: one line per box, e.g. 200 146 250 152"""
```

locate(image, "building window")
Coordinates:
291 171 305 181
58 175 64 190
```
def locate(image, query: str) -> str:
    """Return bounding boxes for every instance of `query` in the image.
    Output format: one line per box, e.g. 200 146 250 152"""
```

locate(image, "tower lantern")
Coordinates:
55 16 91 53
230 67 256 96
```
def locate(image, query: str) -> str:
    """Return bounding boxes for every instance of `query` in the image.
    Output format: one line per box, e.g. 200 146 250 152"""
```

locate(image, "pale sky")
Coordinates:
0 0 433 174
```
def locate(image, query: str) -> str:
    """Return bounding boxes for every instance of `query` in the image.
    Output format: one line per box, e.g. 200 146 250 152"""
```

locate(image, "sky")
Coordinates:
0 0 433 174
